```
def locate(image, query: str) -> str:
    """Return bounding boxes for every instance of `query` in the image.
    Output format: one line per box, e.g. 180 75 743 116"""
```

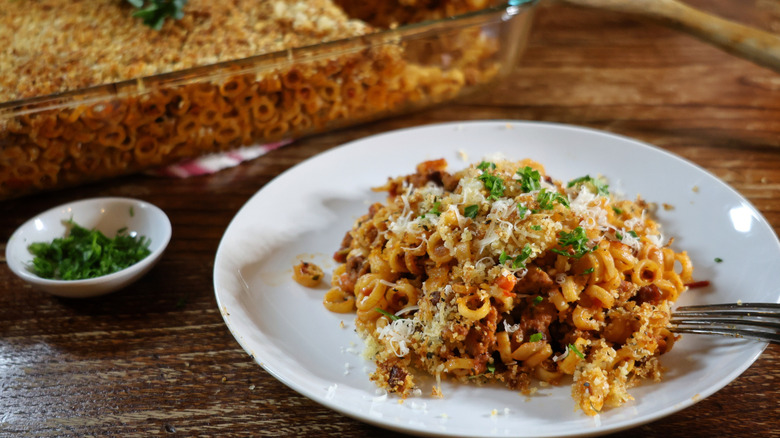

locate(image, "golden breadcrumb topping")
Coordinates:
0 0 372 102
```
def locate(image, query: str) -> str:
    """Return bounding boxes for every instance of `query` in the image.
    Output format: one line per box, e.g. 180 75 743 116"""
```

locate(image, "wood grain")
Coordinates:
559 0 780 73
1 1 778 436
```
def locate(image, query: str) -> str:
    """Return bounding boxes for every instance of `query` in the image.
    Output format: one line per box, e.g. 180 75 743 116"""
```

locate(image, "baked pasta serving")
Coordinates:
324 157 693 415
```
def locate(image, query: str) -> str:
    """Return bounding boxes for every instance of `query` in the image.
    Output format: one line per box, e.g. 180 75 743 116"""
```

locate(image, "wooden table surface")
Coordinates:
1 1 778 436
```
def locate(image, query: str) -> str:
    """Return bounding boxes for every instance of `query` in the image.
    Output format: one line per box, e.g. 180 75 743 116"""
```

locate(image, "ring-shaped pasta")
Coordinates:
97 125 126 148
386 245 409 274
38 117 64 139
663 270 685 294
549 289 569 312
423 265 450 292
654 278 679 301
282 69 305 89
557 338 587 375
219 77 247 99
611 346 636 370
632 259 662 286
354 274 388 311
323 287 356 313
585 284 615 309
561 275 582 303
457 294 491 321
251 95 277 123
594 248 620 290
573 305 601 331
496 331 513 364
263 121 289 139
368 250 392 279
214 118 242 145
385 279 419 310
534 365 563 384
524 343 552 368
134 136 160 166
443 358 474 376
511 341 544 361
675 252 693 283
426 231 453 265
609 242 638 272
198 107 221 126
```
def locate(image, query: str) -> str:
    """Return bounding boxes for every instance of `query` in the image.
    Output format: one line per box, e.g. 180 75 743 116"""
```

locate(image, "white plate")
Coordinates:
213 121 780 437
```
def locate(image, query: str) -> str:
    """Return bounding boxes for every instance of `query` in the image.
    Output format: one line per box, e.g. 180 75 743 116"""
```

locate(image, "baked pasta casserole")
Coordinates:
324 157 693 415
0 0 516 199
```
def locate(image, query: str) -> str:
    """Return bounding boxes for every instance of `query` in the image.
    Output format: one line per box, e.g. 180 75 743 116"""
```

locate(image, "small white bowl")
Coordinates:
6 197 171 298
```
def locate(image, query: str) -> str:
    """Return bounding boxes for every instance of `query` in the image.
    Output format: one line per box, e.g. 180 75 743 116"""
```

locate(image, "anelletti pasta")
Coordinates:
0 0 502 199
326 157 694 415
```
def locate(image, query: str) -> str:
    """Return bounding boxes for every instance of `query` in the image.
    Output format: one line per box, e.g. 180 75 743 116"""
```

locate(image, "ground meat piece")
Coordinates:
333 231 353 262
367 202 382 217
371 360 414 397
615 280 637 306
514 268 554 294
466 307 498 358
388 365 408 392
442 322 469 343
339 255 368 292
405 158 457 190
514 301 556 342
634 284 663 306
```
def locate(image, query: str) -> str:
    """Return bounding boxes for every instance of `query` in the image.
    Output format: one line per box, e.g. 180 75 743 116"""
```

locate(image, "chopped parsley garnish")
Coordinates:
581 267 595 275
127 0 188 30
27 219 152 280
612 206 623 215
516 166 541 193
568 175 609 196
529 333 544 343
477 161 496 171
536 188 570 210
517 204 528 218
715 257 723 263
569 343 585 359
478 171 505 200
627 230 639 238
530 225 542 231
464 204 479 218
615 232 623 240
469 363 497 378
420 200 442 218
551 227 592 259
499 244 533 269
375 308 400 321
430 201 442 216
533 295 543 305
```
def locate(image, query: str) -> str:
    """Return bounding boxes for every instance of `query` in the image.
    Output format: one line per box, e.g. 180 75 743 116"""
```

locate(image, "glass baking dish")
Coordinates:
0 1 537 200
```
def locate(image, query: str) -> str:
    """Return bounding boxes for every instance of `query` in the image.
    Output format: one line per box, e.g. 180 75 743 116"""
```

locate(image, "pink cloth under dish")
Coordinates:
150 140 292 178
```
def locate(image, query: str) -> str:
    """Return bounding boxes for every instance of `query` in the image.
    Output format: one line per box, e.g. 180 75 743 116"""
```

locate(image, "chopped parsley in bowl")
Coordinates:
6 197 171 298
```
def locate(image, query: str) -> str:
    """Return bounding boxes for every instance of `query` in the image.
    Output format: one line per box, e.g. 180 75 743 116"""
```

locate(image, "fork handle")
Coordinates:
560 0 780 73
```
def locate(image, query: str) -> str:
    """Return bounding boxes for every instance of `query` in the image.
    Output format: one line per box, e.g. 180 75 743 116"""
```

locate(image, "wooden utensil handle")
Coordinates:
561 0 780 72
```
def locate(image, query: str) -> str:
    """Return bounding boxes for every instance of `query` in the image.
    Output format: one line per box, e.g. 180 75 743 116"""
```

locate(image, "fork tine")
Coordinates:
670 318 779 329
674 302 780 318
671 326 780 344
671 302 780 344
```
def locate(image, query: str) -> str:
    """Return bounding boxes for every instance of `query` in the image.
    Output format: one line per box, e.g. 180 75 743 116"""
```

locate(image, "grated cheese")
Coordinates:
378 319 417 357
503 320 520 333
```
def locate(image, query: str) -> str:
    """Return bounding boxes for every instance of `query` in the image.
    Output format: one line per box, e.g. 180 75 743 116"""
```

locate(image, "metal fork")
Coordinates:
670 303 780 344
